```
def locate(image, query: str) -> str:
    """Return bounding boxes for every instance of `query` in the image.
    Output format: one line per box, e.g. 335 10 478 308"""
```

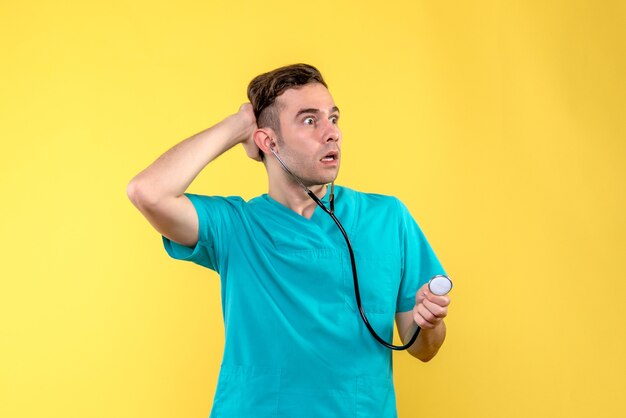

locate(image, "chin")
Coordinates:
299 168 340 187
319 171 340 184
302 177 336 188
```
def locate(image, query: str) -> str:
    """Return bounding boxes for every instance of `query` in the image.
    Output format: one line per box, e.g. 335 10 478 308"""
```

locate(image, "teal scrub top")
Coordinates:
162 185 446 418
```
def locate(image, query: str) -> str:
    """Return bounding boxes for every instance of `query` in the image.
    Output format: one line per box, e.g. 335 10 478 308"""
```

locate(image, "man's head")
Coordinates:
247 63 328 138
247 64 341 188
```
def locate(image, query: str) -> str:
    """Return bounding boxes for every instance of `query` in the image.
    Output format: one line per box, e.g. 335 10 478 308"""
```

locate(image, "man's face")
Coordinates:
273 82 341 187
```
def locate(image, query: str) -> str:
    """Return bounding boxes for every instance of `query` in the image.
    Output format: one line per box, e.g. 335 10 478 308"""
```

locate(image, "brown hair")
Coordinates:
247 63 328 135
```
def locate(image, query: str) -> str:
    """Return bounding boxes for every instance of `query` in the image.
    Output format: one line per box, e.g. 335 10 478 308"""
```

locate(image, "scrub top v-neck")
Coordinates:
162 185 446 417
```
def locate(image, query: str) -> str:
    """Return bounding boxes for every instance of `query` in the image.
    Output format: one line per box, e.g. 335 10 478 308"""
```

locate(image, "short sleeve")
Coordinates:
162 193 244 272
395 199 447 312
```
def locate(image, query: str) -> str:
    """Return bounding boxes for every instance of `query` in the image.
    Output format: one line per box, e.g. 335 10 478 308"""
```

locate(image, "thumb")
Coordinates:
415 283 429 305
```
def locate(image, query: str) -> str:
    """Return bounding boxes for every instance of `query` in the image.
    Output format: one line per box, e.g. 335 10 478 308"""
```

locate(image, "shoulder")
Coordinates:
336 186 408 230
337 185 403 211
184 193 245 204
182 193 248 215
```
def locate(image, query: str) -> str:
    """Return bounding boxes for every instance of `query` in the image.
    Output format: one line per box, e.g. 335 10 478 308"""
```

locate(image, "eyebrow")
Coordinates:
294 106 340 119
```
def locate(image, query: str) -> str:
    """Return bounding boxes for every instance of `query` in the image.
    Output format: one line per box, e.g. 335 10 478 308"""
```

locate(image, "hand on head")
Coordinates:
234 103 262 162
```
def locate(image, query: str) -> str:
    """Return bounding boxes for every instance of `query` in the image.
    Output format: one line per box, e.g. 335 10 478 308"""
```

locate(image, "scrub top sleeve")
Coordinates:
162 193 240 272
395 198 447 313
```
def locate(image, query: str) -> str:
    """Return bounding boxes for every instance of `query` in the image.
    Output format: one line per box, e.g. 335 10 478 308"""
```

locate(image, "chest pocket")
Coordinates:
344 252 400 315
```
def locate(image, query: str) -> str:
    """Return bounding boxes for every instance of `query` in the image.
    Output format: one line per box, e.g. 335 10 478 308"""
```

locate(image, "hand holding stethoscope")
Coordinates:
412 275 452 332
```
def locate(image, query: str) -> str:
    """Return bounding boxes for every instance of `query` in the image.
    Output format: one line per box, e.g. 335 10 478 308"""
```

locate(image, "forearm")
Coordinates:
406 321 446 362
128 114 245 204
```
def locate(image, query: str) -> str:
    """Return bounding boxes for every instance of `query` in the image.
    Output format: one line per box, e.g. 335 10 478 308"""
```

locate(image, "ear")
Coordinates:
253 128 277 154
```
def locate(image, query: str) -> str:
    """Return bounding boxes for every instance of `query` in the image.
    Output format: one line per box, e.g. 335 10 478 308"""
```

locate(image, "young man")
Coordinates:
127 64 451 417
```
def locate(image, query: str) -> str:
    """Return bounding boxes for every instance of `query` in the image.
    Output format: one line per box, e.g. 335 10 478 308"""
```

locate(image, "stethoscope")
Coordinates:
269 146 453 350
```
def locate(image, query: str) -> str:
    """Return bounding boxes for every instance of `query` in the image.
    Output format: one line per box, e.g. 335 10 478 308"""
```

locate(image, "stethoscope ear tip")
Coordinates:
428 274 453 296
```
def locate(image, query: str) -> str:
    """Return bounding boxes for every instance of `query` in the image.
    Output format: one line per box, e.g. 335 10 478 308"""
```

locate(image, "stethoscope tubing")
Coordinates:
270 146 424 350
306 190 421 350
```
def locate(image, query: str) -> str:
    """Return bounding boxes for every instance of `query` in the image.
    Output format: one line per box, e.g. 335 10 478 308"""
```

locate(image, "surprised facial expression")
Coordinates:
273 83 342 187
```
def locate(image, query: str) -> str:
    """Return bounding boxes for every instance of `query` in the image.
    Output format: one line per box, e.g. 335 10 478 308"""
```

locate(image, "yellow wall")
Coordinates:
1 1 624 417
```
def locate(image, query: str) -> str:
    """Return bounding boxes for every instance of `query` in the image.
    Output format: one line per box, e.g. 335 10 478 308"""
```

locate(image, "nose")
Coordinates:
323 119 341 143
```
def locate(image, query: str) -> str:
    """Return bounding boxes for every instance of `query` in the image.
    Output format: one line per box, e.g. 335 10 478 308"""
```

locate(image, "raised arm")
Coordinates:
126 104 260 247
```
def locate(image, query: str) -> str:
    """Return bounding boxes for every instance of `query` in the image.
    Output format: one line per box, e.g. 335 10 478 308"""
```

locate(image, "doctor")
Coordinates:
127 63 451 417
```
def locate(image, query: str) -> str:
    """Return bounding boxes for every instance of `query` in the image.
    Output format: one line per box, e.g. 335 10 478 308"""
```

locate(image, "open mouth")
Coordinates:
321 151 339 162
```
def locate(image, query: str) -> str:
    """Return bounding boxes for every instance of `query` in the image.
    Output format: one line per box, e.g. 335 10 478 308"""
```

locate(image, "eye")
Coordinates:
330 115 339 124
304 117 315 125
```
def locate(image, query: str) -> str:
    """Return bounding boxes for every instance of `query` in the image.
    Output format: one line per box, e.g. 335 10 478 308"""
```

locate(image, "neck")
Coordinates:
268 174 327 219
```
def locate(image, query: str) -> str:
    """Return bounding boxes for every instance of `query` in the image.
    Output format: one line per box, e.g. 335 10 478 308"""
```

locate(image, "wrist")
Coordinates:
218 114 251 147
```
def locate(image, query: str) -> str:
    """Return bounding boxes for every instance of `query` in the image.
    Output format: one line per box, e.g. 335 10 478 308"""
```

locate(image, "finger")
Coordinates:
414 283 430 304
422 298 448 319
413 305 437 329
414 303 439 327
425 292 451 308
242 139 263 161
239 102 253 113
418 302 440 324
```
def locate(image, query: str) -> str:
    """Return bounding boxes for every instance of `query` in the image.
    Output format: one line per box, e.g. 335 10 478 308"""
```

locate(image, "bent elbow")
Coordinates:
126 179 157 209
126 180 147 208
416 352 436 363
410 346 440 363
126 179 139 204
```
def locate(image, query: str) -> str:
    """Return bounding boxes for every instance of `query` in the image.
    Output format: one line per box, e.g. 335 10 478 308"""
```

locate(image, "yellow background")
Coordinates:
1 1 624 417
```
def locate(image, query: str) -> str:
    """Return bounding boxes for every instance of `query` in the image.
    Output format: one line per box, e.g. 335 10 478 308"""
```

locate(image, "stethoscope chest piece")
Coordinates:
428 275 453 296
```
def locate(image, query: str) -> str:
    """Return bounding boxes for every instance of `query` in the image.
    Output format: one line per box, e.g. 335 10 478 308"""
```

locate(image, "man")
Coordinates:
127 63 451 417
